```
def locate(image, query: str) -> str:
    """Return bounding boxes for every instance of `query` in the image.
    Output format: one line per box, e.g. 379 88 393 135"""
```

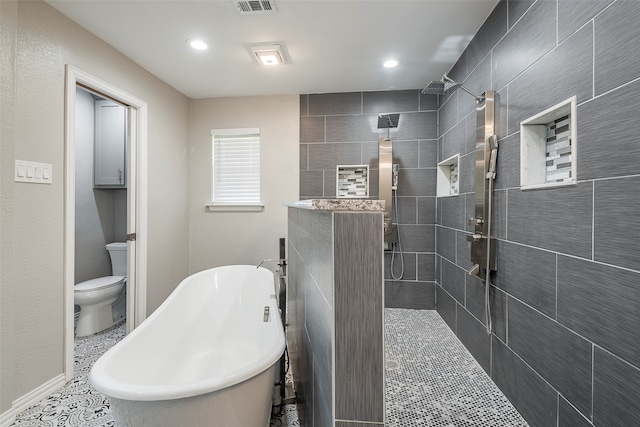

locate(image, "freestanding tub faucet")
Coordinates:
256 258 287 269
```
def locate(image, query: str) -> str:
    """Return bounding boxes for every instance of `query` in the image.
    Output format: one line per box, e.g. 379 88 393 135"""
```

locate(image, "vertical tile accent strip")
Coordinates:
334 212 384 423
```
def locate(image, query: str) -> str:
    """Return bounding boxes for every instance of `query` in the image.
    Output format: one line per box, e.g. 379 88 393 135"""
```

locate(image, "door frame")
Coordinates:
63 65 148 381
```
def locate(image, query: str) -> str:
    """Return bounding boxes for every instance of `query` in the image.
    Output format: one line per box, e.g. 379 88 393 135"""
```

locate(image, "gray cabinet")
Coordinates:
94 100 127 188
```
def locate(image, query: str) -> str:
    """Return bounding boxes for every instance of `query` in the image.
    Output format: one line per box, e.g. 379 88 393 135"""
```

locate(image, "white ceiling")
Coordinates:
46 0 498 99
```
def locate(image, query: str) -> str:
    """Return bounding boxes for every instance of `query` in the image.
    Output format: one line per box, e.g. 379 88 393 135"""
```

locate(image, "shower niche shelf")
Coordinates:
336 165 369 198
520 97 577 190
437 154 459 197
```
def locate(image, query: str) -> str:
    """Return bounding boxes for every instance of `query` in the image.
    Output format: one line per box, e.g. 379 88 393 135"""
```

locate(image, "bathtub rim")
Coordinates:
89 265 286 401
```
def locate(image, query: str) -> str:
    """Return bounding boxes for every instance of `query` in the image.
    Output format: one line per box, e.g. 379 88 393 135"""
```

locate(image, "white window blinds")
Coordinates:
211 129 261 205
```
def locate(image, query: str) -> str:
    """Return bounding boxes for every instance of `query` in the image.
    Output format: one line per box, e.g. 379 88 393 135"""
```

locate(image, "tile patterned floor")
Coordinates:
10 322 299 427
11 309 526 427
385 309 528 427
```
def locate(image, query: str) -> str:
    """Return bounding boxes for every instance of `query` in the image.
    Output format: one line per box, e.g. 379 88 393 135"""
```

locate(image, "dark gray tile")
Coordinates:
494 240 557 318
457 306 492 374
440 194 466 230
304 269 333 393
493 0 556 91
398 224 434 253
456 231 473 270
459 152 475 195
300 144 308 171
578 79 640 180
393 111 437 140
300 171 324 198
384 281 435 310
363 90 419 114
492 336 559 427
300 94 308 116
419 92 438 111
393 196 416 225
466 0 508 73
300 116 325 143
508 24 593 133
559 396 593 427
368 169 379 199
418 139 437 168
491 189 507 241
465 276 507 342
323 169 336 198
439 93 458 136
308 92 361 116
314 352 333 427
361 140 379 170
459 53 492 119
594 0 640 95
464 193 475 233
334 213 384 422
436 226 456 264
464 114 475 155
396 168 436 197
494 133 519 190
509 297 593 416
336 422 383 427
417 253 436 282
308 142 361 171
557 255 640 368
441 258 465 303
391 140 419 169
384 252 416 281
508 0 535 29
496 88 508 139
594 176 640 271
310 212 334 303
326 115 378 143
507 183 593 258
435 255 441 286
441 119 466 161
417 197 436 225
559 0 613 43
594 347 640 427
436 285 457 333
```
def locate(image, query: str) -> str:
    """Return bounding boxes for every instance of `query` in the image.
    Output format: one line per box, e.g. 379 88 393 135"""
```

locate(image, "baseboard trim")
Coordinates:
0 373 65 427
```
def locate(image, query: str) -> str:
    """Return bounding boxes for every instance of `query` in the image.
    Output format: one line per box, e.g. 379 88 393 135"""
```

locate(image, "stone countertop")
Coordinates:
284 199 385 211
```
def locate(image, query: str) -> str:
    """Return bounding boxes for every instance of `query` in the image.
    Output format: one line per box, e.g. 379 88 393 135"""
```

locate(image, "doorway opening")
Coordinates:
64 65 148 381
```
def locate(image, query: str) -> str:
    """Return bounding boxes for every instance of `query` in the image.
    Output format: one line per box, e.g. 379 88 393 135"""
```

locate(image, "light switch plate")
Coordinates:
15 160 52 184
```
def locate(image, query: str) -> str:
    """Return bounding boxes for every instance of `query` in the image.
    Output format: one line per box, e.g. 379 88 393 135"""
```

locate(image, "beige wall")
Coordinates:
189 96 299 273
0 0 190 413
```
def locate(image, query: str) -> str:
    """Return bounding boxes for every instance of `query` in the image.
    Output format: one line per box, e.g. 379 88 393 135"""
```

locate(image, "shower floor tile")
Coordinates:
385 308 529 427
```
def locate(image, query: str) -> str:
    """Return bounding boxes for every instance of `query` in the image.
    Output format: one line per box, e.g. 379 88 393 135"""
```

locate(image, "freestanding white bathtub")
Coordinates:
90 265 286 427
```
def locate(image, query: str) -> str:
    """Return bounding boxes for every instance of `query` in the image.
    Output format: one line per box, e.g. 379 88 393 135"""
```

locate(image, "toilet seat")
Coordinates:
75 276 125 292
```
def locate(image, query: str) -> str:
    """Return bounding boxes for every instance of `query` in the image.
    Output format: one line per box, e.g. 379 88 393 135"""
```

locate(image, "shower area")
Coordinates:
297 87 527 425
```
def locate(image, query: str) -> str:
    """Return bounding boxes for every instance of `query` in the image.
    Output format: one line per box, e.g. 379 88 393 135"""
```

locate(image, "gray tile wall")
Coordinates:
299 90 439 310
288 208 385 426
435 1 640 426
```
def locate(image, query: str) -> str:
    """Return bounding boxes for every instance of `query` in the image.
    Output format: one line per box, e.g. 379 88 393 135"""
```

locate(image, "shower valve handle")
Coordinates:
469 217 483 226
466 234 483 242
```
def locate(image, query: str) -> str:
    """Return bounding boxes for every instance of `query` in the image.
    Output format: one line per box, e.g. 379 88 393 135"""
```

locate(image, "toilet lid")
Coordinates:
75 276 125 292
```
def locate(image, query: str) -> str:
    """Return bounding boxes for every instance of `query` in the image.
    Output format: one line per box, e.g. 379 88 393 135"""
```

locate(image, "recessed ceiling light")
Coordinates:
187 39 208 51
384 59 400 68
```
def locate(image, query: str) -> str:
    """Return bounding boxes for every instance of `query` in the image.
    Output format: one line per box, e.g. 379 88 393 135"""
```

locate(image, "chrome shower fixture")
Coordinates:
422 73 484 103
377 113 400 129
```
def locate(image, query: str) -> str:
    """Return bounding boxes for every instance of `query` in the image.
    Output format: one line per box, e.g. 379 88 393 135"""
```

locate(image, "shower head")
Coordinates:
422 73 484 103
377 113 400 129
421 79 461 95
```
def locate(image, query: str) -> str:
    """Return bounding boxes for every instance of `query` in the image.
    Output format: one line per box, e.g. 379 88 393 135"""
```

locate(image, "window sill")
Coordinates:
206 203 264 212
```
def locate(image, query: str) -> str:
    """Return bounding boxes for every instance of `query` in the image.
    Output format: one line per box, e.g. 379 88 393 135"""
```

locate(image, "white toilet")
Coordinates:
74 242 127 337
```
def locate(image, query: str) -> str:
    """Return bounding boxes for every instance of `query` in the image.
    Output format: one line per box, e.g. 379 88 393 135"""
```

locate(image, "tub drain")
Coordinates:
385 359 400 369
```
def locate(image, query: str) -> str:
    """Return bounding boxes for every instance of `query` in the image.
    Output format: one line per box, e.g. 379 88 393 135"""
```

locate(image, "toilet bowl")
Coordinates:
74 242 127 337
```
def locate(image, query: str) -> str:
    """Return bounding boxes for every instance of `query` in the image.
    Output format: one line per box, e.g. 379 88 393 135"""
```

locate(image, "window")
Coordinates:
208 128 263 212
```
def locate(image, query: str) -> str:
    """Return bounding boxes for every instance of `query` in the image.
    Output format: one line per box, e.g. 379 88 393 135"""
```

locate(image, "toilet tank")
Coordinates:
106 242 128 277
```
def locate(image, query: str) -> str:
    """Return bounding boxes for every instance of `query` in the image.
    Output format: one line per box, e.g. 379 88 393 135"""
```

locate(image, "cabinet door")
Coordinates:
94 100 126 187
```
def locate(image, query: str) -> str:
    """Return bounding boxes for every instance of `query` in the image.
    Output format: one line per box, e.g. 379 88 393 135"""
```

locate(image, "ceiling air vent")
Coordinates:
233 0 277 15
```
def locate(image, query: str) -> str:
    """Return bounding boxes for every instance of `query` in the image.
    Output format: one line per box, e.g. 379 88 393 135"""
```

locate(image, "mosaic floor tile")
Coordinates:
11 309 525 427
10 322 299 427
385 309 529 427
